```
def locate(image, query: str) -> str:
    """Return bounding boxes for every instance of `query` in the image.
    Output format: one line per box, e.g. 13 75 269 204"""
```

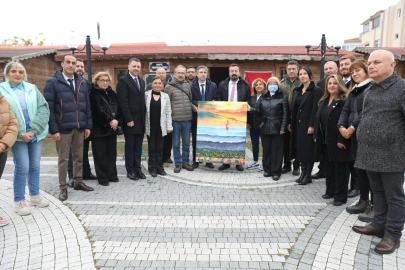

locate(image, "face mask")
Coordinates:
268 85 278 93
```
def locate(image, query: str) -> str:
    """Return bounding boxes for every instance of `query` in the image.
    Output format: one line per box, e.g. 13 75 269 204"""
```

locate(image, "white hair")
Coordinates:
370 50 395 61
3 62 28 82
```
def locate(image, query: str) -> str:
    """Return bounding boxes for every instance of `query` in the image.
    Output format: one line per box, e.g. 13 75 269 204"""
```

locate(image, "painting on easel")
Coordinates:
196 101 247 165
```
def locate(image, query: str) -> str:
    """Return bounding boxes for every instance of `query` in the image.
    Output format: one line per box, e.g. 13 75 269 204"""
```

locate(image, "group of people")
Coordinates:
0 50 403 256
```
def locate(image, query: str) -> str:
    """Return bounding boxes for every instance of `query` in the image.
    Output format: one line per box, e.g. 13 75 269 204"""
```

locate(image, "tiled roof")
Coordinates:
0 47 59 62
344 37 361 42
354 47 405 60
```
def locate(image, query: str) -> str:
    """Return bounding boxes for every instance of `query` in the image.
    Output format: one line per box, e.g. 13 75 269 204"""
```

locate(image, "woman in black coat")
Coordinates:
289 67 323 185
338 60 374 217
249 77 288 180
90 72 122 186
247 78 266 171
314 74 353 205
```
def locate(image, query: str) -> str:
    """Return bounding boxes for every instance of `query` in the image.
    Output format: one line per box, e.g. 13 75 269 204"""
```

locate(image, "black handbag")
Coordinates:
98 94 122 135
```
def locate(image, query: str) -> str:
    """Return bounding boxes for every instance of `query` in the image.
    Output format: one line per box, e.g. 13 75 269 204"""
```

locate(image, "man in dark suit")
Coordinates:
312 61 339 180
216 63 251 171
191 65 218 169
117 58 146 181
339 54 359 198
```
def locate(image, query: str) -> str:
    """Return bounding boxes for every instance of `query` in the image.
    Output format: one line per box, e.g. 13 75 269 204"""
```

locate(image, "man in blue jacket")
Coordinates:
44 54 94 201
191 65 217 169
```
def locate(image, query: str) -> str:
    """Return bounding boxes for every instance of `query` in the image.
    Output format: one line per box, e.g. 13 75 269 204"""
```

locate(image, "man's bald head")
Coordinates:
324 61 338 77
156 67 167 82
368 50 396 83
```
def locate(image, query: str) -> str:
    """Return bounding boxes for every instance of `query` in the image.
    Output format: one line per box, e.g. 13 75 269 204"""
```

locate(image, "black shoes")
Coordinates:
299 172 312 185
219 164 230 171
281 166 291 174
311 171 326 179
135 171 146 179
157 170 167 176
205 163 214 169
272 175 280 181
166 158 173 164
127 173 139 180
264 172 271 177
292 166 300 176
333 201 345 206
150 171 157 177
347 189 360 198
99 182 109 186
322 194 333 199
236 165 244 171
192 162 199 168
83 173 97 180
295 172 305 183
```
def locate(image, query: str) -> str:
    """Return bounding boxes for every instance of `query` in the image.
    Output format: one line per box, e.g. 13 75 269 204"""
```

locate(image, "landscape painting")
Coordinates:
196 101 247 165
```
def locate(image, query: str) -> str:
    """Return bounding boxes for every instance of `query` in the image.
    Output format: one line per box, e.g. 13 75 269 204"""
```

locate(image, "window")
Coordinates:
398 8 402 18
117 70 127 80
395 33 399 39
372 16 380 28
363 23 370 33
375 40 381 47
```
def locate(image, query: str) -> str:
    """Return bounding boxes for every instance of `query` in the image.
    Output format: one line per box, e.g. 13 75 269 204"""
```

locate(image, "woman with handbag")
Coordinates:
145 76 173 179
89 72 122 186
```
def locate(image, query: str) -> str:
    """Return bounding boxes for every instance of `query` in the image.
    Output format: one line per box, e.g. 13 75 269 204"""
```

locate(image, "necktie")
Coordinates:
67 79 74 91
134 77 141 92
230 81 236 101
201 84 205 101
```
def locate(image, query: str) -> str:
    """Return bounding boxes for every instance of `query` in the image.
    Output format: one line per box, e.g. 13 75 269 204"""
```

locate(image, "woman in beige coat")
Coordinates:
0 94 19 226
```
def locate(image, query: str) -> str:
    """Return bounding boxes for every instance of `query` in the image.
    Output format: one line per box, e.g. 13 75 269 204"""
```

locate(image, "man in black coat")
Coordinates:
352 49 405 255
339 54 359 198
67 59 96 186
216 63 251 171
116 58 146 181
312 61 339 180
191 65 218 169
44 54 94 201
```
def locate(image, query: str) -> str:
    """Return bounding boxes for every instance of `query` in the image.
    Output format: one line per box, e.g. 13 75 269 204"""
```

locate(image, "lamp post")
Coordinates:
67 35 110 82
305 34 341 80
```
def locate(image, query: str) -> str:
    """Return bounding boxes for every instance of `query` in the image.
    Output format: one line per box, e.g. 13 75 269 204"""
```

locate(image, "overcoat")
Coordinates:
314 98 354 162
116 72 146 134
290 81 323 162
355 72 405 172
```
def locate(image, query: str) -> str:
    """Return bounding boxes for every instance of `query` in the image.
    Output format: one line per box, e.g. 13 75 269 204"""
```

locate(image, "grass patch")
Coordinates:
246 141 263 157
7 136 149 158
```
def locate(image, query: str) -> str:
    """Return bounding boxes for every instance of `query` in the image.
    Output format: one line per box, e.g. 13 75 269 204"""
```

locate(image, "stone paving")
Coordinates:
0 148 404 269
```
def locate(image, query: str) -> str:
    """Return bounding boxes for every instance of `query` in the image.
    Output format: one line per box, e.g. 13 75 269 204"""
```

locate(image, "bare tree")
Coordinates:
1 33 46 46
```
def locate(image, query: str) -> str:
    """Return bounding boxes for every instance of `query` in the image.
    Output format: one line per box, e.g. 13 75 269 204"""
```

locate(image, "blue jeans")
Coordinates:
250 128 261 162
172 121 191 165
11 140 43 202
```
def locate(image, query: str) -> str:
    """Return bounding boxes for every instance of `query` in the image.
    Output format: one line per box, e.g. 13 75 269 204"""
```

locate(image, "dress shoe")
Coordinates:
347 189 360 198
352 224 384 238
157 170 167 176
281 166 291 174
166 158 173 164
311 171 326 179
205 163 214 169
218 164 230 171
99 182 109 186
127 173 139 180
109 178 119 182
292 166 300 176
192 162 199 168
135 171 146 179
236 165 244 171
59 189 68 201
150 171 157 177
83 173 97 180
264 172 271 177
322 194 333 199
375 237 400 254
295 172 305 183
358 205 374 222
74 182 94 191
299 173 312 185
68 177 74 188
182 163 194 171
333 201 345 206
272 175 280 181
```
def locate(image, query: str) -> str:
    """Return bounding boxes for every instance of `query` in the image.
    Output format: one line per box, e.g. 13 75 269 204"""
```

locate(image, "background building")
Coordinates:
342 37 362 51
360 0 405 47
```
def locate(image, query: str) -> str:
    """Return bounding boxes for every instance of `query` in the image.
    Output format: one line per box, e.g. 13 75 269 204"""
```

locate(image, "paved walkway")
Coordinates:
0 148 404 269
